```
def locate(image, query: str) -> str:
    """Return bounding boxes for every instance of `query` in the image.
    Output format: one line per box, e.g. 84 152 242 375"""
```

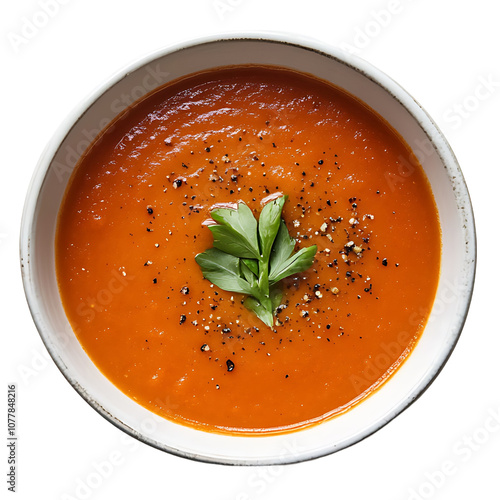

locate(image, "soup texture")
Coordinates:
56 66 441 434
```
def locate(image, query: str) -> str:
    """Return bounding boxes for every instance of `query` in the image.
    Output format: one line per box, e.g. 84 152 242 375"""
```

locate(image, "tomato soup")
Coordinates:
56 66 441 434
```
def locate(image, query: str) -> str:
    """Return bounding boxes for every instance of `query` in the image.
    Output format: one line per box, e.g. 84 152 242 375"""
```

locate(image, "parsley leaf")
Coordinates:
258 196 286 261
195 248 254 295
243 296 274 328
269 245 317 285
208 203 260 259
269 220 296 276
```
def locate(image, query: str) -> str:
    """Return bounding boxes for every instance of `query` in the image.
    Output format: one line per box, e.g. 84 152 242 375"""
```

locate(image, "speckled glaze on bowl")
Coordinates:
20 33 475 465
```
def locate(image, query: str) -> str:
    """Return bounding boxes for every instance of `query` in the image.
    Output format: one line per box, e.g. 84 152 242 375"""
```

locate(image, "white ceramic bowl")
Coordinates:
20 33 476 465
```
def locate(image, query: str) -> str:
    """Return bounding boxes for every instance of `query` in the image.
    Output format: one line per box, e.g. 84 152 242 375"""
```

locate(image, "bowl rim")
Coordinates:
19 31 477 465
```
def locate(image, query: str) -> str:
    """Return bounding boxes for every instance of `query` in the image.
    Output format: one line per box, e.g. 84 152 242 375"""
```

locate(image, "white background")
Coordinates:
2 1 499 499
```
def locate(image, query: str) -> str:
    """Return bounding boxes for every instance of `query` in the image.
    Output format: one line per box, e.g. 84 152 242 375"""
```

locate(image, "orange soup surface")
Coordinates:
56 66 441 434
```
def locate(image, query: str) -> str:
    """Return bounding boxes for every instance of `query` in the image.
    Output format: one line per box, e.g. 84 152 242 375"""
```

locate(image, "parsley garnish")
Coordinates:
195 195 317 327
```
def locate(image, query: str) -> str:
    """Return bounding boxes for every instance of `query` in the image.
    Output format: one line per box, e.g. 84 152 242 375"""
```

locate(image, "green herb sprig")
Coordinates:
195 196 317 327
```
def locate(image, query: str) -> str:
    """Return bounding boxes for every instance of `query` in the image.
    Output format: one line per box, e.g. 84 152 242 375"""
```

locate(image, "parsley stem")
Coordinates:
257 255 273 323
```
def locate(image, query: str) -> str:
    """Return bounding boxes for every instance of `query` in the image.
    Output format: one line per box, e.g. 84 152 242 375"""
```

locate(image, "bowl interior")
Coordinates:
20 35 475 465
